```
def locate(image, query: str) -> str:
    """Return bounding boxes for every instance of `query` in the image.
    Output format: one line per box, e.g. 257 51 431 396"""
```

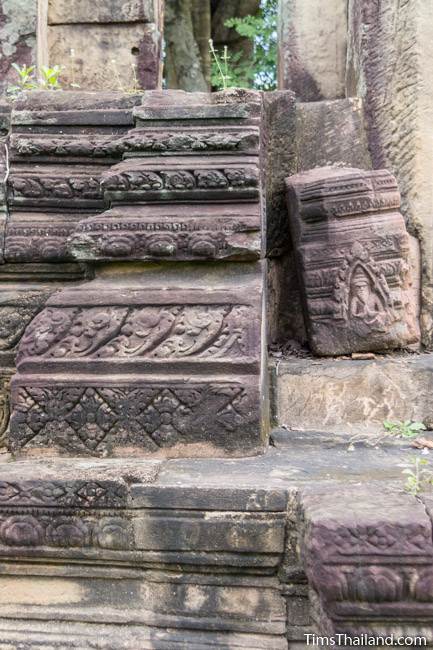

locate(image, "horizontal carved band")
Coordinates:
9 175 102 201
0 512 131 550
10 382 259 455
0 480 126 508
101 167 259 196
17 304 257 363
69 221 260 261
10 129 260 159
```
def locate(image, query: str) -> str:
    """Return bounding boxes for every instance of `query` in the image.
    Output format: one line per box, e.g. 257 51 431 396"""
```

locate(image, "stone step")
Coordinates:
0 439 430 646
271 352 433 437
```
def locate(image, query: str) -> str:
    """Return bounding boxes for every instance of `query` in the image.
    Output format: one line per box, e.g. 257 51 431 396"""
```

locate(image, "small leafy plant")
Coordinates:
7 64 38 96
39 65 62 90
110 59 142 94
7 63 63 98
402 456 433 496
383 420 426 438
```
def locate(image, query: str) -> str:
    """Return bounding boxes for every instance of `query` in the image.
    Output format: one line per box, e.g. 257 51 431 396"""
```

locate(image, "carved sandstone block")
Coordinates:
300 484 433 637
0 263 89 448
10 263 266 458
48 23 161 91
68 90 262 263
285 167 421 356
69 203 261 262
101 157 260 203
6 92 140 264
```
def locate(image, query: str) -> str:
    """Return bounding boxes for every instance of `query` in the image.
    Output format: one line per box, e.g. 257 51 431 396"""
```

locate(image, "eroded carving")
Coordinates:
10 383 254 455
286 167 420 355
101 165 259 196
10 130 259 158
17 304 250 362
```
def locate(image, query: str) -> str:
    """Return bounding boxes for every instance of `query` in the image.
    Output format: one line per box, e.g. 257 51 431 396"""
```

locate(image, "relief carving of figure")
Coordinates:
349 267 388 332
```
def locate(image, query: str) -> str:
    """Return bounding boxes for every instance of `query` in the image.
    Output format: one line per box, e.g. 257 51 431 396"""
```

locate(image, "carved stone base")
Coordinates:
300 483 433 642
0 439 432 647
0 455 290 649
10 263 267 458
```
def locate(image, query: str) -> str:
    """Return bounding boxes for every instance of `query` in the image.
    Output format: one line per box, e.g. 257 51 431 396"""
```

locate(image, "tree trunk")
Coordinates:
164 0 209 91
192 0 211 89
211 0 261 61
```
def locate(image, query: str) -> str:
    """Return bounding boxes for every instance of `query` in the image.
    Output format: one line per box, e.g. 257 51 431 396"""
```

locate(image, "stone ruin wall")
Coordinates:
0 0 164 94
0 0 431 647
276 0 433 352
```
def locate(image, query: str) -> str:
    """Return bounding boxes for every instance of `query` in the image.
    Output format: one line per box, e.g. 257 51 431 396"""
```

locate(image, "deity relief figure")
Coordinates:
349 267 389 332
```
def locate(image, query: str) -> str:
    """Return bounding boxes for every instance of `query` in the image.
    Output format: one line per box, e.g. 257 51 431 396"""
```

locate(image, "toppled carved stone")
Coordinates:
300 483 433 639
285 167 421 356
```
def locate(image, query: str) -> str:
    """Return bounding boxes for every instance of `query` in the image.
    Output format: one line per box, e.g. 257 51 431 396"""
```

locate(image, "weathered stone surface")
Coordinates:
0 262 89 448
285 167 421 356
0 0 37 96
69 203 261 262
278 0 347 99
0 454 291 648
0 621 288 650
347 0 433 348
271 353 433 436
10 263 265 458
6 92 138 264
48 23 161 91
295 99 371 172
264 94 372 347
301 483 433 638
48 0 156 24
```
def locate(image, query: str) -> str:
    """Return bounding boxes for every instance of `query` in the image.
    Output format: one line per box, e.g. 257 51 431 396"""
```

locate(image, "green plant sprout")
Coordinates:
7 64 38 96
7 63 63 98
39 65 62 90
402 456 433 496
383 420 426 438
209 40 231 91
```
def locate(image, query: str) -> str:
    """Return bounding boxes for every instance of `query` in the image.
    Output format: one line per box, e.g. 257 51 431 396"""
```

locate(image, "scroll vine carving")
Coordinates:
101 167 259 193
18 305 249 363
